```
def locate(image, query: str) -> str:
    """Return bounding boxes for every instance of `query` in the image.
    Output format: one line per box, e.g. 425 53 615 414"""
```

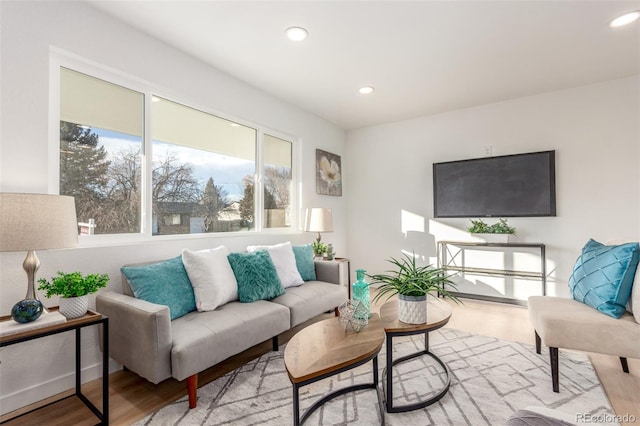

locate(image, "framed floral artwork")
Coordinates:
316 149 342 196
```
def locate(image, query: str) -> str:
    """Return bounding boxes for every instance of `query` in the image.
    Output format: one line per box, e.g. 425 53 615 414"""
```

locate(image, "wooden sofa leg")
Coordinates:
272 336 279 351
535 331 541 354
334 307 339 317
620 357 630 373
187 374 198 409
550 347 559 393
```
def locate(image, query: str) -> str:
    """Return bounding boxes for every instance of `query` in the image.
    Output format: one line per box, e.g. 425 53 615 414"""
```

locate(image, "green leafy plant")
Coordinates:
467 218 516 235
490 218 516 234
368 252 460 304
38 271 109 298
312 240 328 257
467 218 492 233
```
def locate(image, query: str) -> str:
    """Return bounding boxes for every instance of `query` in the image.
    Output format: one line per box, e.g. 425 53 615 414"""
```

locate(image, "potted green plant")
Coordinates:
467 218 516 242
38 272 109 319
368 252 460 324
312 240 329 259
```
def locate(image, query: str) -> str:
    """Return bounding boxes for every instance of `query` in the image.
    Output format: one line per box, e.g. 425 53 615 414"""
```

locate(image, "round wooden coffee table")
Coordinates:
284 314 386 426
380 298 452 413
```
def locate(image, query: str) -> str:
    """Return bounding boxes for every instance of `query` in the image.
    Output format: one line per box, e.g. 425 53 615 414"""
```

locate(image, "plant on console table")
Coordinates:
467 218 516 242
38 272 109 319
368 252 459 324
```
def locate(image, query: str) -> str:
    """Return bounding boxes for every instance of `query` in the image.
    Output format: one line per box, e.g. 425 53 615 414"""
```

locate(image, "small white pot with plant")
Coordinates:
368 252 459 324
312 240 329 259
467 218 516 243
38 272 109 319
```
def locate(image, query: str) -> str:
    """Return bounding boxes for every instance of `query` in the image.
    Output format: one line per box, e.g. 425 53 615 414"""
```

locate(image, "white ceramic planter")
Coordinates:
471 233 512 243
59 295 88 319
398 294 427 324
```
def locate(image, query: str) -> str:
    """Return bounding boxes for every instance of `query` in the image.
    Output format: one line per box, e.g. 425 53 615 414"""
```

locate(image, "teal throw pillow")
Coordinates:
569 239 640 318
122 256 196 320
292 244 316 281
227 251 285 302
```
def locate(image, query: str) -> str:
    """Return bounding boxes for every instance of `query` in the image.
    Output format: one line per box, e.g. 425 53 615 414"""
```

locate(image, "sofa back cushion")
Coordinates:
569 239 639 319
247 242 304 288
292 244 317 281
227 250 285 302
121 256 196 320
181 246 238 311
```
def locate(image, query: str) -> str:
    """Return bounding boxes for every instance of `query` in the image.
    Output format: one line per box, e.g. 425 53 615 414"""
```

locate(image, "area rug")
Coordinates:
134 328 616 426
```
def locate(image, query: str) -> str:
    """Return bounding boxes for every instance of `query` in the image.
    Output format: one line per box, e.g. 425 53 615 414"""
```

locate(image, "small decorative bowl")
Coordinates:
338 300 369 332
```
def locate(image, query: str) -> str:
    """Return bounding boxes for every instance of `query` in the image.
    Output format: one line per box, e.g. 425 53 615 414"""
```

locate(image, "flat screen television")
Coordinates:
433 150 556 218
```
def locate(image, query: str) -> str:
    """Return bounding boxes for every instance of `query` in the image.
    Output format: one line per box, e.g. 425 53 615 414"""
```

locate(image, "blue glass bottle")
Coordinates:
352 269 370 319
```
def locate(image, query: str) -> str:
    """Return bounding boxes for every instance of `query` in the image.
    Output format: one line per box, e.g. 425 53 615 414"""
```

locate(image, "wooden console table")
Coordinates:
437 241 546 305
0 308 109 425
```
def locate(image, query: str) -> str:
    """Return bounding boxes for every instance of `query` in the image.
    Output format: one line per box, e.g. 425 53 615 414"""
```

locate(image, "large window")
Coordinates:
151 97 256 235
58 65 297 238
263 134 292 229
59 68 143 235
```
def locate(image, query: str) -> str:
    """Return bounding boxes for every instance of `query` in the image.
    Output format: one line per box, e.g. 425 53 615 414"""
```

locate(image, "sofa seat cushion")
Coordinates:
270 281 348 327
528 296 640 358
170 300 290 381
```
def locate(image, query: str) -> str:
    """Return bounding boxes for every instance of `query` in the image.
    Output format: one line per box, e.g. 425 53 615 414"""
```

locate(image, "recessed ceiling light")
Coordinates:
359 86 375 94
285 27 308 41
610 11 640 27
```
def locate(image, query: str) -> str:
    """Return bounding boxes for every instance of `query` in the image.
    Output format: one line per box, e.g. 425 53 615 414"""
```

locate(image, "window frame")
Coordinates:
50 49 301 246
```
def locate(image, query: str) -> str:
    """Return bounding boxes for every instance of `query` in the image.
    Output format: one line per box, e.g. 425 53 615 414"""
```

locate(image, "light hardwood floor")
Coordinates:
2 296 639 425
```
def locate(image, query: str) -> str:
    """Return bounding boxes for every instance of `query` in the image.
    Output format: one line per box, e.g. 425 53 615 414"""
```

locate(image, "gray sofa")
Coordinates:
96 259 348 408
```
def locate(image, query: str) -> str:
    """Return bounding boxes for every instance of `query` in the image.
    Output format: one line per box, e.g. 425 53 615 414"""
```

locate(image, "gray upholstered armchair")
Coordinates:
528 239 640 392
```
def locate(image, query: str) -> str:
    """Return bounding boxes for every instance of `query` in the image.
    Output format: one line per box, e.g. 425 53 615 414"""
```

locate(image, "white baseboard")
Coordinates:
0 359 121 416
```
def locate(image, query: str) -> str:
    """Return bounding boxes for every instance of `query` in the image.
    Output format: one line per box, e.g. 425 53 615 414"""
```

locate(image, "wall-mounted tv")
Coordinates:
433 150 556 218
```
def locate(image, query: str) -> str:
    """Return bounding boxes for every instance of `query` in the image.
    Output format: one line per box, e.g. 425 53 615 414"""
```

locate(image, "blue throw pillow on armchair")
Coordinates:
569 239 640 318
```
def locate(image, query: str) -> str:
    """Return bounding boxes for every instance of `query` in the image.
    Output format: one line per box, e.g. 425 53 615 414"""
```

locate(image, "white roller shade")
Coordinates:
152 97 256 161
60 68 143 137
264 134 292 168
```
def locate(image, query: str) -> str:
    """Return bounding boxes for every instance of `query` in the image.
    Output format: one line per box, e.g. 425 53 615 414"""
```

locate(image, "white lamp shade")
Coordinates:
305 208 334 233
0 193 78 252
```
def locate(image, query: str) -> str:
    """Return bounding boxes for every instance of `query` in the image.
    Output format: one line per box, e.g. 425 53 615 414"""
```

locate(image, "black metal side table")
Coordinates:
0 308 109 425
380 299 452 413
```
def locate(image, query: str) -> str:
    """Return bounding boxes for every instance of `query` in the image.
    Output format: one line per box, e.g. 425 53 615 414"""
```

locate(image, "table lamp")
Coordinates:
305 208 333 244
0 193 78 323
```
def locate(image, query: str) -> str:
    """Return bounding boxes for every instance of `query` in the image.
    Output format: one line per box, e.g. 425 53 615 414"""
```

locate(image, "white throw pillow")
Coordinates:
247 242 304 288
181 246 238 311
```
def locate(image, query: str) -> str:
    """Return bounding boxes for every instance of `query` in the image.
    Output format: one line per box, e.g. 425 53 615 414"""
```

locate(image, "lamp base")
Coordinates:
11 299 44 323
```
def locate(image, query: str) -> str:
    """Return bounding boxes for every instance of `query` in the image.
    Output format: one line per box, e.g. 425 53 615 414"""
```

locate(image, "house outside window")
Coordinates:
150 97 257 236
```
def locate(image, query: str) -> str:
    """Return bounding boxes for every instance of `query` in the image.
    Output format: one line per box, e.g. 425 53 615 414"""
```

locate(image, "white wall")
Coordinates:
346 76 639 301
0 1 346 414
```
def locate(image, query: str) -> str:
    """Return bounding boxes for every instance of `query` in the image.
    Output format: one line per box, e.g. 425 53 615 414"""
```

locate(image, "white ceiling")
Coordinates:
89 1 640 130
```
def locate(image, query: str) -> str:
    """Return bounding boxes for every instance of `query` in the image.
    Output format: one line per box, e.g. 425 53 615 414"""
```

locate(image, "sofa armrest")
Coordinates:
314 260 343 285
96 291 172 384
